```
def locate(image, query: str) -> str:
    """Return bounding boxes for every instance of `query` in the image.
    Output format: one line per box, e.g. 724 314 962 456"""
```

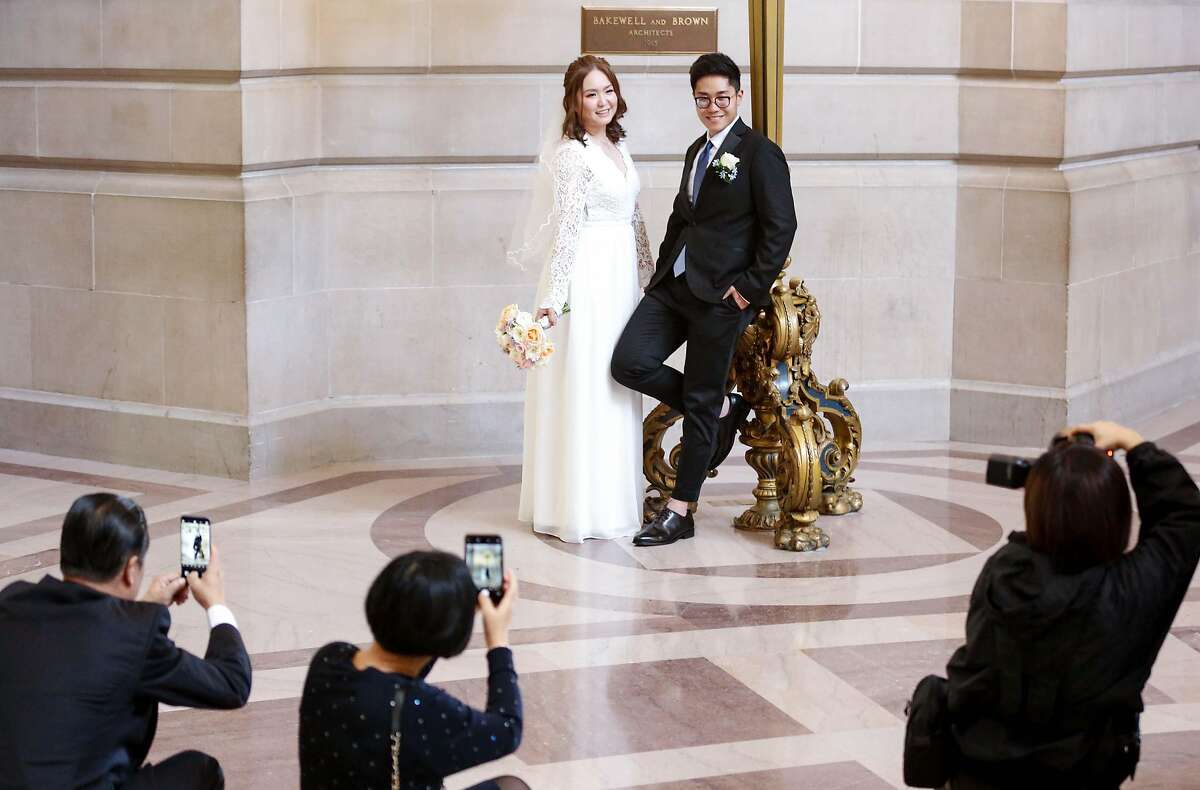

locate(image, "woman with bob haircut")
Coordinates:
942 421 1200 787
299 551 528 790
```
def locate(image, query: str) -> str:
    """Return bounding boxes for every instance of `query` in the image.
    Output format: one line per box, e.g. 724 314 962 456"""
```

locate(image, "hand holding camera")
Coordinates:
1061 421 1144 453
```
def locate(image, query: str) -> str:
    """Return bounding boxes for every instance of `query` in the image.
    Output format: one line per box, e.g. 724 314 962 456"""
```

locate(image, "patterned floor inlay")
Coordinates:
8 400 1200 788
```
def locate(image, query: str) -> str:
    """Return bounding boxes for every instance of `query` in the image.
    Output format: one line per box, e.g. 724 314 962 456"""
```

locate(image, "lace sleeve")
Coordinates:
633 201 655 289
538 143 591 314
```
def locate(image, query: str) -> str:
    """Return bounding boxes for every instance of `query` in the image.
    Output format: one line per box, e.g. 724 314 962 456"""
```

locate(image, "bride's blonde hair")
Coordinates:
561 55 627 146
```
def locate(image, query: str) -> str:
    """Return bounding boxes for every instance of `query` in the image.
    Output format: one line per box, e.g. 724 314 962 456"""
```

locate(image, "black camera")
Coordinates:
985 432 1096 489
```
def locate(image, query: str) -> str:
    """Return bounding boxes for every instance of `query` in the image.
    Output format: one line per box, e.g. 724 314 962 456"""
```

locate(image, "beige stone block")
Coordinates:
959 82 1064 159
164 300 248 413
31 288 164 403
860 276 954 380
245 198 294 302
621 78 716 159
950 387 1065 446
329 287 530 397
434 189 538 287
636 186 681 256
281 0 319 70
292 193 326 294
1099 266 1159 377
1068 181 1136 284
1002 188 1068 284
0 284 32 389
1066 278 1101 388
102 0 239 70
961 1 1013 72
0 190 93 288
240 0 280 71
0 88 37 157
0 398 250 478
788 187 861 279
241 80 321 165
0 0 102 69
1186 7 1200 67
321 79 542 159
860 187 956 278
171 88 241 165
955 186 1004 280
1127 5 1186 70
247 294 329 412
1155 254 1200 355
325 191 434 289
803 277 862 382
784 78 959 156
38 86 171 162
1160 77 1200 147
1064 81 1158 160
94 196 244 301
1135 173 1193 266
1065 3 1126 73
786 0 859 68
953 277 1066 387
320 0 429 68
1013 2 1067 73
860 0 961 70
430 0 570 67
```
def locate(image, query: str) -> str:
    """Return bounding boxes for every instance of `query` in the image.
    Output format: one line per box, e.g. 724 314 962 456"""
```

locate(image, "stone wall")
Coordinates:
0 0 1196 476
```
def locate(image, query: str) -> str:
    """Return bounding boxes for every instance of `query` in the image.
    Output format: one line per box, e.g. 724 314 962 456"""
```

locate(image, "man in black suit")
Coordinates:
0 493 251 789
612 52 798 547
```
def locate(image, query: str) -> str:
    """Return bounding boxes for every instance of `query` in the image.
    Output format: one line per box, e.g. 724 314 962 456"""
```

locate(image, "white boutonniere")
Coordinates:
712 152 739 183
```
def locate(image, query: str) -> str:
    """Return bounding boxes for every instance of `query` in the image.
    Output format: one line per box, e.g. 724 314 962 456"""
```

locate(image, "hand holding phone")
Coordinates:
180 516 211 577
464 534 504 604
477 570 517 650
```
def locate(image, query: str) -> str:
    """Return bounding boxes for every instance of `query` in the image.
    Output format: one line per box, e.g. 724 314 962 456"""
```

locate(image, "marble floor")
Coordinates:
5 404 1200 788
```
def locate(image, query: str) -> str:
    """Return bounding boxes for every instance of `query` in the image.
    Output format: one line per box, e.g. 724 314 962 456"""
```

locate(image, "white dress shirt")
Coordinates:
674 118 739 277
206 603 239 630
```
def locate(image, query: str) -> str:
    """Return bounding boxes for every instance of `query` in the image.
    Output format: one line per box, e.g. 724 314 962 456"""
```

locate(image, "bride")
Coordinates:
515 55 654 543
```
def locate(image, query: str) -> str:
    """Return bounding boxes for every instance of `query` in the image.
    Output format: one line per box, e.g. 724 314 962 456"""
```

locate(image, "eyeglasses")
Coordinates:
693 95 732 109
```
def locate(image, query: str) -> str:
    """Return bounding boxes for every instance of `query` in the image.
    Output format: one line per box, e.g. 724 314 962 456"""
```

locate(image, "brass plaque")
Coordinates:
581 7 718 55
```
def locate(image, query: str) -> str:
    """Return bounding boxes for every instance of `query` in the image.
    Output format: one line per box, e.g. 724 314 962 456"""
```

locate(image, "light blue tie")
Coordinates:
691 140 713 206
673 141 714 277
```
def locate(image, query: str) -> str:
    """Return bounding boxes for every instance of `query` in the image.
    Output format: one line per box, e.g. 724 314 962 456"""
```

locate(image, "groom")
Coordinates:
611 52 797 547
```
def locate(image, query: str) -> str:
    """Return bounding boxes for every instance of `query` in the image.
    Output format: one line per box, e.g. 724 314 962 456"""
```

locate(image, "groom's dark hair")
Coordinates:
690 52 740 92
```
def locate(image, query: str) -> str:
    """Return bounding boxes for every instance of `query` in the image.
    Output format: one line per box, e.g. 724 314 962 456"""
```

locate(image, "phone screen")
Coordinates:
464 535 503 603
180 516 211 575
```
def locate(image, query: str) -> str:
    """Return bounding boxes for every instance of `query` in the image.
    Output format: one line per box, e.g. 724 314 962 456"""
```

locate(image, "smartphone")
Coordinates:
464 534 504 604
180 515 212 577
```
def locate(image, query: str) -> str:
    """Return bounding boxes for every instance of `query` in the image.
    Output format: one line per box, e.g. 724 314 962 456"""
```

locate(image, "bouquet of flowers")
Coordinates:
495 304 556 369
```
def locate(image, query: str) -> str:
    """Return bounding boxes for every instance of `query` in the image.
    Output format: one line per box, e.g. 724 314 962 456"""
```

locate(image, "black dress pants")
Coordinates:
123 750 224 790
611 272 754 502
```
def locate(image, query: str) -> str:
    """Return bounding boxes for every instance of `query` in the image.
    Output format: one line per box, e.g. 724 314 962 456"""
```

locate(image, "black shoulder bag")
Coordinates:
903 673 956 787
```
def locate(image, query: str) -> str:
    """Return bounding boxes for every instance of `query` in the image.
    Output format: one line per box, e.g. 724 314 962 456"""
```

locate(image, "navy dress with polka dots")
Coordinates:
299 642 522 789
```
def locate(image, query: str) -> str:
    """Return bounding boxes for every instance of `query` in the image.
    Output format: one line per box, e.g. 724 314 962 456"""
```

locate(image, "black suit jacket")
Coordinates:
647 117 798 306
0 576 252 790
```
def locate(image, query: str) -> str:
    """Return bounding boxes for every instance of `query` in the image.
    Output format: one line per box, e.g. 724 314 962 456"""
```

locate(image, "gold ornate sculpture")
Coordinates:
640 0 864 551
641 266 863 551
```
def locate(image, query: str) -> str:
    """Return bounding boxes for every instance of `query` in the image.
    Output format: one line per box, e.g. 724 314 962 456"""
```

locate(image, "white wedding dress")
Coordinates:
518 135 655 542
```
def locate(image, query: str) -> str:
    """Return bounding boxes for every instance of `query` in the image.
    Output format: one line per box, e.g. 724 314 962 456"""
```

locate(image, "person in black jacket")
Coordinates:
611 52 798 548
945 421 1200 788
299 551 528 790
0 493 252 790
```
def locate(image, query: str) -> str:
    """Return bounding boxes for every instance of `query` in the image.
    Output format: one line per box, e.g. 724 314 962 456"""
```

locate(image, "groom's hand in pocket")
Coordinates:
535 307 558 327
723 286 749 311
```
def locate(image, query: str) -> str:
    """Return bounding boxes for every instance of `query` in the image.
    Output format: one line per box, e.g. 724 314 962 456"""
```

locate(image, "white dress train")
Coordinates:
518 136 654 543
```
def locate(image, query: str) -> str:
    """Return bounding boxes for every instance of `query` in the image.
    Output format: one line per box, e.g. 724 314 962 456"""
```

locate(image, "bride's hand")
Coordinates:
535 307 558 328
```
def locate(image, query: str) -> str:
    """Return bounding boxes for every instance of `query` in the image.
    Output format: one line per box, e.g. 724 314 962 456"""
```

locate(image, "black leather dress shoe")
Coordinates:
632 508 695 547
709 393 752 472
